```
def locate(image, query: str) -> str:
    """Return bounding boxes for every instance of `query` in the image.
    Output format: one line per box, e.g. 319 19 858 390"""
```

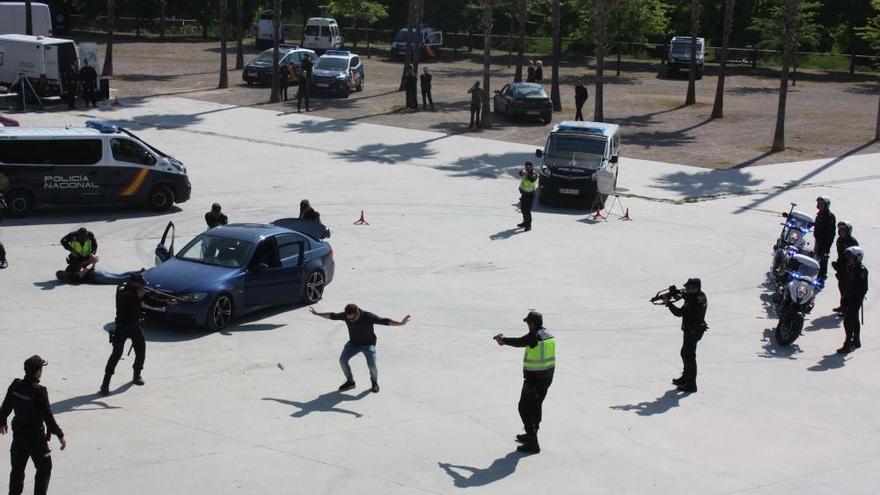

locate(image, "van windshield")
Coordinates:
546 134 607 163
671 40 702 57
315 58 348 71
120 128 171 159
394 29 412 42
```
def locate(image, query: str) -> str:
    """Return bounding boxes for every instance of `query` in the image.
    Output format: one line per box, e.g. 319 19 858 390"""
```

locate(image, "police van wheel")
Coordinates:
207 294 233 332
5 190 33 217
147 186 174 212
303 271 325 304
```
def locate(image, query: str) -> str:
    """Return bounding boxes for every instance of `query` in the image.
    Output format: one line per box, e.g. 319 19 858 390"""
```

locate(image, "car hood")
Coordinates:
145 258 239 294
546 157 604 171
313 69 343 77
246 61 273 70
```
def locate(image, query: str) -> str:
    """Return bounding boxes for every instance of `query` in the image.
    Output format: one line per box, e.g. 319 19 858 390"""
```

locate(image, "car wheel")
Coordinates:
147 186 175 212
303 271 326 304
5 190 34 217
246 81 253 86
207 294 233 332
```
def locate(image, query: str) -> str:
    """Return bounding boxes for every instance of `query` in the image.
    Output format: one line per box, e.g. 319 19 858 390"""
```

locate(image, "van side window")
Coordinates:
53 139 102 165
0 140 52 164
111 138 156 166
305 25 319 36
320 25 330 37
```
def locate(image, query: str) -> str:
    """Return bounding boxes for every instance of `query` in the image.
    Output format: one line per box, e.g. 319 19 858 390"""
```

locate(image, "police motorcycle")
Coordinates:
772 203 814 286
773 253 821 346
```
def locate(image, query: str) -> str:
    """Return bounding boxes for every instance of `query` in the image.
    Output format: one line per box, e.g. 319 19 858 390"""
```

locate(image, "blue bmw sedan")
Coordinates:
144 219 334 331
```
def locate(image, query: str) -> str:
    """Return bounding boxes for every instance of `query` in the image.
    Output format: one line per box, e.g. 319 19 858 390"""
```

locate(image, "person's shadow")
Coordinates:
808 353 848 372
262 390 371 418
52 383 133 414
33 279 63 290
609 389 686 416
438 451 526 488
489 228 524 241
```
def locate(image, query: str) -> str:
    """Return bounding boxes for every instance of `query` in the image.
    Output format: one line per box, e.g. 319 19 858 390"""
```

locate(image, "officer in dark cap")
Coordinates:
101 273 176 395
1 355 66 495
494 311 556 454
205 203 228 229
662 278 708 393
517 162 538 232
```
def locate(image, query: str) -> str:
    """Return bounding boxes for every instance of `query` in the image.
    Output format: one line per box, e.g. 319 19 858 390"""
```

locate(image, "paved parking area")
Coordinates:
1 98 878 494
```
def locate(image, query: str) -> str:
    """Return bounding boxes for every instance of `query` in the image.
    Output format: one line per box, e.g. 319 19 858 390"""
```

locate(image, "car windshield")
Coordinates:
315 57 348 71
254 51 279 63
177 235 253 268
512 85 548 98
394 29 411 42
546 134 607 164
671 41 703 57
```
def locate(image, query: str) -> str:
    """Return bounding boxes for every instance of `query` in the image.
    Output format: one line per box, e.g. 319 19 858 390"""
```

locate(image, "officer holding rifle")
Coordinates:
654 278 708 393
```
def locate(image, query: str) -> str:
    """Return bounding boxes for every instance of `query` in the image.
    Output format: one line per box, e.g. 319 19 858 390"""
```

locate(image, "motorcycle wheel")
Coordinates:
775 310 804 347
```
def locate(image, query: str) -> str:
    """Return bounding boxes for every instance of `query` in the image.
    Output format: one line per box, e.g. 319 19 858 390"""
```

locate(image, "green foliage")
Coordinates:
856 0 880 50
323 0 388 26
748 0 823 51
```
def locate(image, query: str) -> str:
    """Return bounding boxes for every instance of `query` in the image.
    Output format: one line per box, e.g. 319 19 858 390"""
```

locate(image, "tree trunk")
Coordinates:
102 0 115 76
711 0 735 119
482 0 494 127
235 0 244 70
269 0 281 103
219 0 229 89
771 0 800 152
413 0 424 75
594 5 607 122
401 0 417 90
876 93 880 141
25 0 33 35
550 0 561 111
514 0 527 82
685 0 699 105
160 1 166 38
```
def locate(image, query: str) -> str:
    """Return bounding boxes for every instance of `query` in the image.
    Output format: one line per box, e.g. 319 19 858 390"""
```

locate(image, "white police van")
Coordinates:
535 121 620 207
302 17 343 53
0 120 190 216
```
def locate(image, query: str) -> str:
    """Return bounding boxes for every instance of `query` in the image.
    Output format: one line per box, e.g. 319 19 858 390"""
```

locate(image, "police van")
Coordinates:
0 120 191 216
535 121 620 207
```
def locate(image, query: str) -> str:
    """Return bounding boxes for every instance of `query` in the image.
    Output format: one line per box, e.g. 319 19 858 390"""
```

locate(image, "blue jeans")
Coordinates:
339 342 378 384
92 268 139 285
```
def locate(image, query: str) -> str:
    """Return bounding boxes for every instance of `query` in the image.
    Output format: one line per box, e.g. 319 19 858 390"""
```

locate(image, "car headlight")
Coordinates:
336 73 348 79
178 292 208 303
540 165 551 177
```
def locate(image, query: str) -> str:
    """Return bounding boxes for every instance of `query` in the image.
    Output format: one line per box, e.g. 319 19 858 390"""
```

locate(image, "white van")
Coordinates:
255 10 284 49
0 34 79 96
0 2 53 37
302 18 343 53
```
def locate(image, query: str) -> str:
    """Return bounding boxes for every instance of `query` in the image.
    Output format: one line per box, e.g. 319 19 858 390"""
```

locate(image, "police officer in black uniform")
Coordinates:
101 273 176 395
420 67 434 111
297 56 313 113
838 247 868 354
663 278 708 393
832 221 858 313
78 59 98 108
205 203 228 229
1 355 66 495
299 199 321 223
813 196 836 282
61 62 78 110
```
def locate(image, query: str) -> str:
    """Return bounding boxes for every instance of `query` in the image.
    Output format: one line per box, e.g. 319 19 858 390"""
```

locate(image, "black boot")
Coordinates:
132 373 145 386
100 374 112 396
677 383 697 393
516 433 540 454
338 380 356 391
672 376 685 386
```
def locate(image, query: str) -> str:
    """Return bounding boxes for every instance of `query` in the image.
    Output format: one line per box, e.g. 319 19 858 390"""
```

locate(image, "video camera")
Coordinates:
650 285 684 305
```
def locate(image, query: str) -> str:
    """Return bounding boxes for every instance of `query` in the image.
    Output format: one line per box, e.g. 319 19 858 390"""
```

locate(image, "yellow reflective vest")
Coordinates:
70 240 93 257
520 174 538 193
524 334 556 372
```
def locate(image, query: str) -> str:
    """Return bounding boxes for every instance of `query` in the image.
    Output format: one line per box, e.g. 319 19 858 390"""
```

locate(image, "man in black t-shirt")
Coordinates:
310 304 411 393
205 203 228 229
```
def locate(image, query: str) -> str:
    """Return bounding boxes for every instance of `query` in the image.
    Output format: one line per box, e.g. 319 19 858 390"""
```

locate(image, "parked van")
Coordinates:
390 27 443 58
255 10 283 49
0 34 78 96
0 120 191 216
534 121 620 207
302 17 343 53
666 36 705 78
0 2 53 37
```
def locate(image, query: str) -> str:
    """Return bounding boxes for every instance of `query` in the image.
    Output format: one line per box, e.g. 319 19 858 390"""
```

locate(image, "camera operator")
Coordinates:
813 196 836 282
837 247 868 354
662 278 708 393
832 221 858 314
518 162 538 232
100 273 177 395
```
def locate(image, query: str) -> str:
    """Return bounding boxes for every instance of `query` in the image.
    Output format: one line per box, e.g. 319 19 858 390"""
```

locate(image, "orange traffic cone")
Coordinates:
621 208 632 221
592 204 605 220
353 210 369 225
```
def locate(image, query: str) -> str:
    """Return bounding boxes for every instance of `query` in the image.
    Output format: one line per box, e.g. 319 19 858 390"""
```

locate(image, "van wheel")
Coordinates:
5 190 34 217
147 186 174 212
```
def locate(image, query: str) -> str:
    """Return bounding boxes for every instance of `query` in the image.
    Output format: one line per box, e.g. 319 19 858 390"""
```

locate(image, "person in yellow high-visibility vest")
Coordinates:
60 227 97 270
518 162 538 232
494 311 555 454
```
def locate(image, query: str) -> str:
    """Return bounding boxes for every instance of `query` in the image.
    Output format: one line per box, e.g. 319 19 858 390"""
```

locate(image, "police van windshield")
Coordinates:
119 128 173 160
671 40 702 57
546 134 607 162
394 29 414 42
177 235 253 268
315 58 348 71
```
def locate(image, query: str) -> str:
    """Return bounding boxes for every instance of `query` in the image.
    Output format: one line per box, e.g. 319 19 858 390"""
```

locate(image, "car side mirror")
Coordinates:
253 262 269 272
610 155 619 163
535 149 543 158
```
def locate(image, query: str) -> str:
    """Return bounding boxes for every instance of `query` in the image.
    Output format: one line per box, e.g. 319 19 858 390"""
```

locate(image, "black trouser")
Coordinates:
297 85 310 111
9 428 52 495
518 378 552 435
421 88 433 110
281 82 288 101
817 249 830 280
82 87 96 106
0 242 6 259
844 308 861 345
64 91 76 109
469 105 481 128
520 191 535 228
105 324 146 377
575 100 586 121
836 270 847 309
680 330 704 386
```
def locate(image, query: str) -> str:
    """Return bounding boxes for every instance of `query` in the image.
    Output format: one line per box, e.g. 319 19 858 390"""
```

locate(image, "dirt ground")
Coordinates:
31 36 880 168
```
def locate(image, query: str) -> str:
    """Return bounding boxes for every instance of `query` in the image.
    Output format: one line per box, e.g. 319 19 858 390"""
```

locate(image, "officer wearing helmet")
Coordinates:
662 278 708 393
813 196 836 282
838 246 868 354
832 221 859 314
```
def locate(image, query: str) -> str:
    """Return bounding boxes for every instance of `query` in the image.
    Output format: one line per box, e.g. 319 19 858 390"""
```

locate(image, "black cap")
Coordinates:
523 311 543 326
684 278 702 289
24 355 47 375
525 161 534 168
211 202 221 211
300 199 310 208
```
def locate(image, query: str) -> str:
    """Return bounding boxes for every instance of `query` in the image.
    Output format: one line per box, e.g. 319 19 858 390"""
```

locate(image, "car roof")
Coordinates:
508 82 545 89
204 223 293 241
319 50 356 60
551 121 619 137
306 17 337 24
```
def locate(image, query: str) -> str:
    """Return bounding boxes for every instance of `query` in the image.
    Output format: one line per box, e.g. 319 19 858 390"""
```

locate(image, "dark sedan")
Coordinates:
493 82 553 123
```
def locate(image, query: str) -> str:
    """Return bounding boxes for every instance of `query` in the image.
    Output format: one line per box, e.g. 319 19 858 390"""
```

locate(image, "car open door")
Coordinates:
155 221 175 265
